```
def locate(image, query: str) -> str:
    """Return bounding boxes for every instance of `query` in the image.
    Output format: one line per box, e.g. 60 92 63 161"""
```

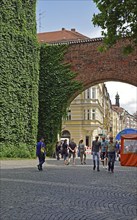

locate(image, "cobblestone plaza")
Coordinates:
1 159 137 220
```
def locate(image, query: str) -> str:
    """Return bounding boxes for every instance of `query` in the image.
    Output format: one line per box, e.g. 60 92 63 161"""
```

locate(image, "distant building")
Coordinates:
62 83 112 146
112 93 137 132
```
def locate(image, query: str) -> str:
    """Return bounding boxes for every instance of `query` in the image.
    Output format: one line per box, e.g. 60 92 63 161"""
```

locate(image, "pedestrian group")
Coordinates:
36 135 119 173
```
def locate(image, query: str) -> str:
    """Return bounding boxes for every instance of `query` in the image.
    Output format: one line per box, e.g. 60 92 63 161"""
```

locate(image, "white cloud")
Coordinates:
84 28 102 38
105 82 137 115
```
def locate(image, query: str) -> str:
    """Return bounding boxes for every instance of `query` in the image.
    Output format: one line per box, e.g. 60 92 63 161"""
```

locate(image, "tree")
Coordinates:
92 0 137 53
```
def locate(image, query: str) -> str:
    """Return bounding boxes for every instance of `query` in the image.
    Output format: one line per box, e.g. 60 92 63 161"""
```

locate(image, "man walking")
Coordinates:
36 137 46 171
92 135 101 171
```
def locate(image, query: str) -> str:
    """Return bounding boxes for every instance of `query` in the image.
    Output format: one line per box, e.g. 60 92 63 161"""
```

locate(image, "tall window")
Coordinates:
67 110 71 120
84 109 86 120
92 88 96 99
83 109 90 120
87 88 90 99
87 109 90 120
92 109 96 120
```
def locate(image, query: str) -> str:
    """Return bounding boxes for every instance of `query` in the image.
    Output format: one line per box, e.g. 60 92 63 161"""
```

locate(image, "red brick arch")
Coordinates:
62 38 137 90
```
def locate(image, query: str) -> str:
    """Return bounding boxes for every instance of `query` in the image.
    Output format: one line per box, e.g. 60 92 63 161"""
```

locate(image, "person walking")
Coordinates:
68 138 77 165
79 139 86 165
107 136 117 173
62 139 69 165
56 141 61 160
100 136 108 169
115 141 120 161
36 137 46 171
92 135 101 171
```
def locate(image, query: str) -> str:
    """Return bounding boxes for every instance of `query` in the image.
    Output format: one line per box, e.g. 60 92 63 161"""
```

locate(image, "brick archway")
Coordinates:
62 38 137 91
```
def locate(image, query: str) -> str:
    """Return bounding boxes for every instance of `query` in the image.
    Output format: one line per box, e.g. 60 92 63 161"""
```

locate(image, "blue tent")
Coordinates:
115 128 137 140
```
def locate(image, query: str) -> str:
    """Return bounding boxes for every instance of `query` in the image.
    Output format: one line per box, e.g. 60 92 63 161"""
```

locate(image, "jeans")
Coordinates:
92 152 100 168
108 152 115 171
37 153 45 170
93 152 100 161
38 153 45 164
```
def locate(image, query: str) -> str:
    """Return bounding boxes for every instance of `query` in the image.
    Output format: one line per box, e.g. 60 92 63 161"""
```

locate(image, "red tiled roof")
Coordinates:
37 28 90 43
112 105 124 113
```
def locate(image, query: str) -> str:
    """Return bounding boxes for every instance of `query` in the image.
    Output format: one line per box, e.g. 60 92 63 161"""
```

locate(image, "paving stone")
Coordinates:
0 159 137 220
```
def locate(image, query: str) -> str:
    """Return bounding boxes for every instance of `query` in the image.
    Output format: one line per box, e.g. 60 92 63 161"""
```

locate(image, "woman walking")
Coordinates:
79 139 86 165
62 139 69 165
107 136 117 173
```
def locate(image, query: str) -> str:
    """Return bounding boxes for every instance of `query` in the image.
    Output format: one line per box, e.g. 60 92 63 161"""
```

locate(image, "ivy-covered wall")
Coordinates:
0 0 39 157
38 44 82 155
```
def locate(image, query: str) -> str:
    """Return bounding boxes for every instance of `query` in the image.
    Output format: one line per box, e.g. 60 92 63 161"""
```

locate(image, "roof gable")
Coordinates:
37 28 90 43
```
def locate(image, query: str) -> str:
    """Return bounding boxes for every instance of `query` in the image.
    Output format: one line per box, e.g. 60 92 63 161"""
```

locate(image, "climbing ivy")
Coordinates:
0 0 82 158
38 44 82 155
0 0 39 157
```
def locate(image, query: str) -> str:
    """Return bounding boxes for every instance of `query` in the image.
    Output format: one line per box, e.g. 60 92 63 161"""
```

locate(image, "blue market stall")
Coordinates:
115 128 137 141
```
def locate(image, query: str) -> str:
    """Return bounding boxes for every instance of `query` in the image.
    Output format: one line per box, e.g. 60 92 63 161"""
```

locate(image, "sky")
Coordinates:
36 0 137 115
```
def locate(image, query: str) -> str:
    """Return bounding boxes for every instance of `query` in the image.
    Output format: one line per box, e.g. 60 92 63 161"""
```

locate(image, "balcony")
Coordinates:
72 99 99 105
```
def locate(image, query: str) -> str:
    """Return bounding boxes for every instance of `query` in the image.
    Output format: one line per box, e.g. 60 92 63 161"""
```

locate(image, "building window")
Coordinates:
61 130 71 139
87 109 90 120
92 88 96 99
84 109 86 120
92 109 96 120
67 110 71 120
85 88 91 99
87 88 90 99
84 109 92 120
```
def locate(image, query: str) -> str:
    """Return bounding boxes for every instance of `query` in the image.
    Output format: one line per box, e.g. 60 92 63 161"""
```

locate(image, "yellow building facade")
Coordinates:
62 83 112 146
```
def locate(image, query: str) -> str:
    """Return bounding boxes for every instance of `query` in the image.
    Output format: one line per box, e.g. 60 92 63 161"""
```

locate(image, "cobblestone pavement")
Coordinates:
0 158 137 220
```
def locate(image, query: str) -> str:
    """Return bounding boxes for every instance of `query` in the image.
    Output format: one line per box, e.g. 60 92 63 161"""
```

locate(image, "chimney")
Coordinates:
71 28 76 32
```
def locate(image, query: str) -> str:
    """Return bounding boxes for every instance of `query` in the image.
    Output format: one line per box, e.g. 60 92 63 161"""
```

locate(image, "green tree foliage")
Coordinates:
0 0 39 157
92 0 137 53
38 44 82 155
